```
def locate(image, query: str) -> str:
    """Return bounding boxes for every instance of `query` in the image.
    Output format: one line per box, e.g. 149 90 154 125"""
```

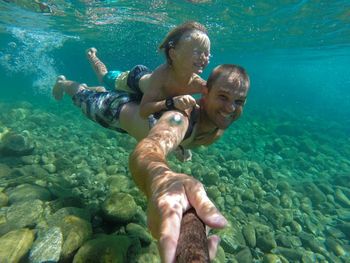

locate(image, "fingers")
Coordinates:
173 95 196 111
208 235 220 260
158 202 183 263
185 181 227 229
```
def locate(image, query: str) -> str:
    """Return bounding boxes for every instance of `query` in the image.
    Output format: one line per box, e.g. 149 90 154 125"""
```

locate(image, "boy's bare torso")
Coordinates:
139 64 205 100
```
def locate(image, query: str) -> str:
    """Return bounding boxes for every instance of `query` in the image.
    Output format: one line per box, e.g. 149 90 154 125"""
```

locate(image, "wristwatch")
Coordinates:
165 97 176 110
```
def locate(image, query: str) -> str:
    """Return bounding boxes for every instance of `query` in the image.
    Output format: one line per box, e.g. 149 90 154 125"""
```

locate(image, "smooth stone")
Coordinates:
212 245 225 263
219 225 246 254
73 234 131 263
276 181 291 192
0 191 8 207
280 194 292 208
299 232 327 255
0 228 35 262
42 163 56 173
338 222 350 238
4 199 43 233
263 253 282 263
325 225 346 239
235 247 252 263
242 224 256 248
29 227 63 263
47 207 91 225
6 183 52 204
207 186 221 200
59 215 92 259
290 220 302 233
106 175 131 193
259 203 284 228
304 183 326 206
126 223 153 246
325 237 346 256
256 232 277 252
335 188 350 207
271 247 303 261
202 170 220 185
102 192 137 223
0 163 11 178
130 240 159 263
275 234 301 248
241 189 255 202
0 132 34 156
264 194 280 206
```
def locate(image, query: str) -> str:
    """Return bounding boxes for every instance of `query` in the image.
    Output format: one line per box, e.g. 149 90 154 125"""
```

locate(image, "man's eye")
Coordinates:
219 95 227 100
235 100 244 106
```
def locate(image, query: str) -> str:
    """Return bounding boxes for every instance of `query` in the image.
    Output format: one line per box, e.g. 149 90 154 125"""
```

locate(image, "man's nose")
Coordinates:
226 102 236 113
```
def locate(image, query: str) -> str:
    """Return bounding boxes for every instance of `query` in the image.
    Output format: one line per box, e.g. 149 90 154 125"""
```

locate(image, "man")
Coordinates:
53 64 250 262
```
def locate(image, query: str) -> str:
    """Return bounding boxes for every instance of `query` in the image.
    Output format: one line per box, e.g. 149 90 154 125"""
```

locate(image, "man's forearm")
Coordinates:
128 111 189 197
129 137 171 198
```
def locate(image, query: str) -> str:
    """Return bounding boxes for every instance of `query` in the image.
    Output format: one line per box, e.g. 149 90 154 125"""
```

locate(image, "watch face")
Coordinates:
166 98 174 109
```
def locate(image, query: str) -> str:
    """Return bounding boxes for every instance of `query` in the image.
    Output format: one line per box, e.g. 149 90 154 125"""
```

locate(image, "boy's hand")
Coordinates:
173 95 196 111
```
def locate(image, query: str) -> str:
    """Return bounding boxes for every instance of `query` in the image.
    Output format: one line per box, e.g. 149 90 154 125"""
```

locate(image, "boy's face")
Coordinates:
203 72 249 129
171 32 210 74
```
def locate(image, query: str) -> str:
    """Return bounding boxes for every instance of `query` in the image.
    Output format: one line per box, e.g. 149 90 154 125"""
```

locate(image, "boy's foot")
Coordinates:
52 75 66 100
86 47 97 60
86 47 108 83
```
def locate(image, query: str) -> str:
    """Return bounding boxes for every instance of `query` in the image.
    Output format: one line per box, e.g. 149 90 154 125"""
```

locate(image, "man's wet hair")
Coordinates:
207 64 250 91
159 21 208 65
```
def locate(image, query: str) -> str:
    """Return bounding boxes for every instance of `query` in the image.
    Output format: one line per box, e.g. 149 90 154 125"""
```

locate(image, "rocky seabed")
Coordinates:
0 101 349 262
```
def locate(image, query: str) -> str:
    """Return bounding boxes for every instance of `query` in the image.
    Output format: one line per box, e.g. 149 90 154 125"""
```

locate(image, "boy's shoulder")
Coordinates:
150 64 171 82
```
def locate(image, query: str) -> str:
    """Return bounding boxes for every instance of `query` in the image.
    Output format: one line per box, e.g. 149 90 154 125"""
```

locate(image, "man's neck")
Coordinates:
197 99 218 134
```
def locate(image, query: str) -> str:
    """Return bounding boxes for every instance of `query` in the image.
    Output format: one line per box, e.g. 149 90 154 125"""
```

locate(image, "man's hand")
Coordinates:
173 95 197 112
147 172 227 263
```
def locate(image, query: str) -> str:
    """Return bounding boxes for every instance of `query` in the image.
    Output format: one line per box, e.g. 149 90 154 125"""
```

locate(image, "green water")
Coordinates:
0 0 349 262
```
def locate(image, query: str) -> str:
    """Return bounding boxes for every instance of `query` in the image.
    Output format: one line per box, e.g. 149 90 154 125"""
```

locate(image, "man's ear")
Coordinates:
169 48 176 61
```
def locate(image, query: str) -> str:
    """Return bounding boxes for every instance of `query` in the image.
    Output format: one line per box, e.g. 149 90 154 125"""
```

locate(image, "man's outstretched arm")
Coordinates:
129 111 227 263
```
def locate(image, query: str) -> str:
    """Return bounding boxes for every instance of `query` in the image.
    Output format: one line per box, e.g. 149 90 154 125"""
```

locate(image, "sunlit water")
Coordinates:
0 0 350 262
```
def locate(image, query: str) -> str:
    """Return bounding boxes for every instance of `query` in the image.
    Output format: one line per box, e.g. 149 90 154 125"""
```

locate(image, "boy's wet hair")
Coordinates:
159 21 208 65
207 64 250 91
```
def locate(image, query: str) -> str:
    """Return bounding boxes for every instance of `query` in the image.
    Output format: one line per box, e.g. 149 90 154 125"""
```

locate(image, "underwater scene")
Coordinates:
0 0 350 262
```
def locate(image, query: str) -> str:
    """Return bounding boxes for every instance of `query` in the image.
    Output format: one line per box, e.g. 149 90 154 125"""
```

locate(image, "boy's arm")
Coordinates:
139 86 167 119
139 70 167 118
188 74 207 94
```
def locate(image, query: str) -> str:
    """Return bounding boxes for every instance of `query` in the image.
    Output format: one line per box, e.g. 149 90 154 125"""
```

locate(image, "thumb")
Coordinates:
186 183 227 229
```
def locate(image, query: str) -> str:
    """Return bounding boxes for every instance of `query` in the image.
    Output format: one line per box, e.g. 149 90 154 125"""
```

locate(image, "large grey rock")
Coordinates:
29 227 63 263
0 199 43 235
0 163 11 178
242 224 256 248
0 228 35 262
0 132 34 156
59 215 92 259
6 183 52 204
102 192 137 223
0 191 8 207
73 234 131 263
47 207 91 226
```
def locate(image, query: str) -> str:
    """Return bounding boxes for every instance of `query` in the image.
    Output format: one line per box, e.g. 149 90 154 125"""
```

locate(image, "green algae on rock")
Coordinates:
0 228 34 262
102 192 138 223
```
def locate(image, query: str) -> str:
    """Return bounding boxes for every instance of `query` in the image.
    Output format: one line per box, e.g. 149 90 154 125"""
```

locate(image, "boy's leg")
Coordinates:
52 75 85 100
86 47 108 83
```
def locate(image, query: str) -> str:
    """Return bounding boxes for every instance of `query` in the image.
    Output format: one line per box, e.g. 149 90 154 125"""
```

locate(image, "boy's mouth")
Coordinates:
193 62 205 70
